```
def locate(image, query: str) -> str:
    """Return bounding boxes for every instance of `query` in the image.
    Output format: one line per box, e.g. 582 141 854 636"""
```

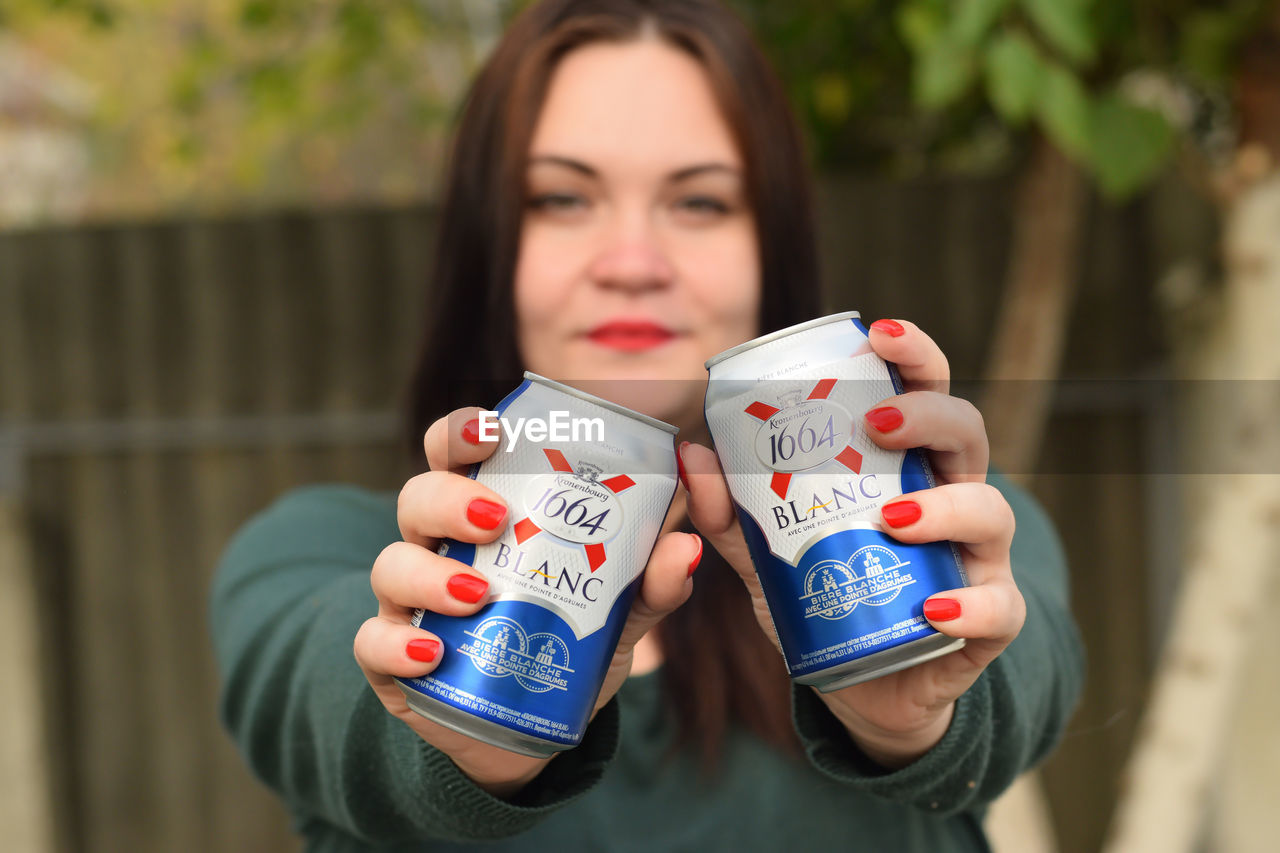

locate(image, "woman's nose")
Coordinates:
586 218 675 293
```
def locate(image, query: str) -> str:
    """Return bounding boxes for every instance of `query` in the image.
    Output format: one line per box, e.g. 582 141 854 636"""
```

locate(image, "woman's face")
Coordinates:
514 37 761 430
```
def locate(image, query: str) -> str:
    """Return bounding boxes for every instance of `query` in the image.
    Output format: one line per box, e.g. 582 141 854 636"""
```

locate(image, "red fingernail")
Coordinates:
865 406 904 432
924 598 961 622
406 638 441 662
871 319 905 337
676 442 691 492
687 534 703 577
461 417 482 445
467 498 507 530
447 573 489 604
882 500 921 528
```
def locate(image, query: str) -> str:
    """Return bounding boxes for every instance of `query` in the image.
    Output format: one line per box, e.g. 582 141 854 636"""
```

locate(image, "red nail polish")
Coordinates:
865 406 904 432
406 638 441 662
687 534 703 577
447 573 489 604
871 319 905 337
676 442 691 492
461 418 482 445
924 598 961 622
882 500 921 528
467 498 507 530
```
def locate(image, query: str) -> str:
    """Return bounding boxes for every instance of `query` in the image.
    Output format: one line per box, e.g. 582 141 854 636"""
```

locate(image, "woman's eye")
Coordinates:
675 195 731 215
527 192 587 211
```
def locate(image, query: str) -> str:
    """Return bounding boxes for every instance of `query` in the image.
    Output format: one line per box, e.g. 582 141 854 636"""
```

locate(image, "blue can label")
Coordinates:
401 589 638 745
706 313 968 680
397 374 677 749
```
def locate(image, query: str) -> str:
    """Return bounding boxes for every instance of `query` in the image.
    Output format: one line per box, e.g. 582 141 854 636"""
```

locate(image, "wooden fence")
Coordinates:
0 178 1194 853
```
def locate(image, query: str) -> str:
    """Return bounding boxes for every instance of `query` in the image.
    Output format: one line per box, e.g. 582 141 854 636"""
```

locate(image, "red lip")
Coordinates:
586 320 676 352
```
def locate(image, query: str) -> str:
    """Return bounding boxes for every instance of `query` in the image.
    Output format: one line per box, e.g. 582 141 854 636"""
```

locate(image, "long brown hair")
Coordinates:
406 0 822 767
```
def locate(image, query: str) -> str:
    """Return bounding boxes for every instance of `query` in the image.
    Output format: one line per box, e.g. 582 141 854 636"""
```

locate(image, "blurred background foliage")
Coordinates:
736 0 1268 193
0 0 1271 223
0 0 505 219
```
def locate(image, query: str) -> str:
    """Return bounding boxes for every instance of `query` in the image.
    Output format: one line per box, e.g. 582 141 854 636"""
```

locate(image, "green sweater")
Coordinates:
211 476 1082 852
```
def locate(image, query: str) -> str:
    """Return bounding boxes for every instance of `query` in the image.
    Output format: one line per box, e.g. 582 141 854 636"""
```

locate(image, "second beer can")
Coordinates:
704 312 968 691
396 372 678 756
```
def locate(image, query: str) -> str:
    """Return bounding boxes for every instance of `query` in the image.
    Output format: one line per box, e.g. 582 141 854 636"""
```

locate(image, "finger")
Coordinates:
612 531 701 655
876 482 1015 567
920 580 1026 661
425 407 504 474
397 470 510 547
354 615 445 681
678 441 755 578
863 391 989 483
371 541 493 619
866 319 949 394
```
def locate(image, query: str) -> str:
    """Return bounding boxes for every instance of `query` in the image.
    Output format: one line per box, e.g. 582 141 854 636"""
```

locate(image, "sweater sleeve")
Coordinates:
791 473 1085 816
209 485 621 844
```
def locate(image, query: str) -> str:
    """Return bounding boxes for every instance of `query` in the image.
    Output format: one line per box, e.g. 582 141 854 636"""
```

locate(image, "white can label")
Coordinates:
707 323 907 566
520 470 626 545
463 380 675 640
752 396 853 472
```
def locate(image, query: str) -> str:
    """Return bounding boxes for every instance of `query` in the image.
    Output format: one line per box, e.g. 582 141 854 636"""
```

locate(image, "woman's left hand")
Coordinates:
682 318 1025 768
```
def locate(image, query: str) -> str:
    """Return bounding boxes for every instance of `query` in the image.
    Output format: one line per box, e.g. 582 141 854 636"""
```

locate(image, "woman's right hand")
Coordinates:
353 407 698 798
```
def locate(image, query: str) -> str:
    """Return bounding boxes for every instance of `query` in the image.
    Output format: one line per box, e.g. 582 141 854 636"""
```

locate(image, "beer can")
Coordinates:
396 372 678 756
704 311 968 691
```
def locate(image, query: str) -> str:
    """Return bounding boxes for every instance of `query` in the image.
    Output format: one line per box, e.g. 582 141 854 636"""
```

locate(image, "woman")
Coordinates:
211 1 1084 849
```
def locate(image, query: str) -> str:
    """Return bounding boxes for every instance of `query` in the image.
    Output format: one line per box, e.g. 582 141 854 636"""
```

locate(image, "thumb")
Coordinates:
679 441 754 583
611 530 701 657
678 441 783 656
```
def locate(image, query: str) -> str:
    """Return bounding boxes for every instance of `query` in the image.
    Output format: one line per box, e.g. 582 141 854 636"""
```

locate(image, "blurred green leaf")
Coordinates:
813 72 853 125
88 3 114 28
914 36 977 109
1088 94 1174 199
172 131 202 163
1179 9 1248 83
1037 61 1091 157
983 31 1043 123
1020 0 1096 65
169 71 204 114
239 1 277 29
897 0 947 53
952 0 1013 48
337 0 383 56
246 61 301 113
44 0 116 27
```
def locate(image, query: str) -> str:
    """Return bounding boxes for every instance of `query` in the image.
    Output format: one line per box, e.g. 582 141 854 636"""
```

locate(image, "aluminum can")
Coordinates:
704 311 968 691
396 372 678 756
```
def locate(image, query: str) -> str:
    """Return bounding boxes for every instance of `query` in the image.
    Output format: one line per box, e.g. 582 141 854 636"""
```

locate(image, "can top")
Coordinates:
704 310 862 371
523 372 680 435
